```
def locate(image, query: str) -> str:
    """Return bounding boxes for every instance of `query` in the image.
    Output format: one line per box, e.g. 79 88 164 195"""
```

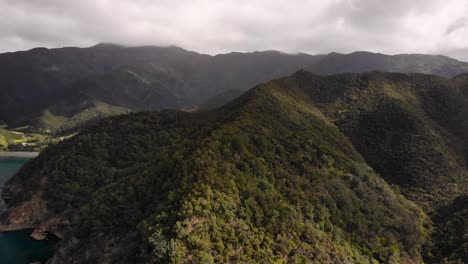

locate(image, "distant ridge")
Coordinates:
1 44 467 131
306 51 468 76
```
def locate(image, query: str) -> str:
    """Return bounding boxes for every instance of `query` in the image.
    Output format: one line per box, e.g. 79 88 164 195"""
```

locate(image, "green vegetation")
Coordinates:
0 125 75 152
0 128 25 150
427 195 467 263
0 44 325 130
276 71 468 262
0 99 128 151
4 71 467 263
37 100 130 132
281 71 468 210
3 45 468 135
0 127 52 151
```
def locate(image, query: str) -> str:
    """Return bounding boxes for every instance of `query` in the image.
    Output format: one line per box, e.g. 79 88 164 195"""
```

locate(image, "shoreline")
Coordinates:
0 152 38 234
0 151 39 158
0 224 36 233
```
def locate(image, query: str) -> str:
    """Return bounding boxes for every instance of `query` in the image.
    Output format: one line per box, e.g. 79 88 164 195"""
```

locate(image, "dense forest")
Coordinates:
2 71 467 263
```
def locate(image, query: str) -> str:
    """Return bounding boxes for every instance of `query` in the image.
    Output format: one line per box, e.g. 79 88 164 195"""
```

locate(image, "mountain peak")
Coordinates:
90 42 125 49
327 51 343 56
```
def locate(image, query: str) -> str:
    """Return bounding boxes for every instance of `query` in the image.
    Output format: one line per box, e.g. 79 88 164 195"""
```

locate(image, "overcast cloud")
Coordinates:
1 0 468 61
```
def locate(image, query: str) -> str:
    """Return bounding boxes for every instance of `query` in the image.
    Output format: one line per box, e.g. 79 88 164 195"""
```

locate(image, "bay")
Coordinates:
0 155 58 264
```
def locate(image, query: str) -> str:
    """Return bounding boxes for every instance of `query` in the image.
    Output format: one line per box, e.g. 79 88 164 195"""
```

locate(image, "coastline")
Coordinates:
0 152 39 158
0 224 36 233
0 152 38 230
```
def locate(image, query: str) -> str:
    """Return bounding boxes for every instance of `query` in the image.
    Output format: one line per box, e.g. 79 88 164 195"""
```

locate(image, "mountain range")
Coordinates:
1 70 467 263
1 44 468 132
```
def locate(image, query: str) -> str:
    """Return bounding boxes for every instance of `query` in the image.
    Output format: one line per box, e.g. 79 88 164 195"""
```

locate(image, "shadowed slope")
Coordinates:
1 75 431 263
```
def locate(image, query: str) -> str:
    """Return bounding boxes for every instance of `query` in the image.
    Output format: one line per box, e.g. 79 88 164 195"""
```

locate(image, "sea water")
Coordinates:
0 156 58 264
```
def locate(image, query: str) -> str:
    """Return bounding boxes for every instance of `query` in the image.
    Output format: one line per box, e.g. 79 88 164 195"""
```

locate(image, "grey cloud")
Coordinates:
0 0 467 61
446 18 467 35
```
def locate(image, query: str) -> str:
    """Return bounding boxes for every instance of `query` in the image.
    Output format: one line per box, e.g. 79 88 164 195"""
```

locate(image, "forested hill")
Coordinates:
1 71 467 263
2 44 468 133
281 70 468 208
0 44 323 130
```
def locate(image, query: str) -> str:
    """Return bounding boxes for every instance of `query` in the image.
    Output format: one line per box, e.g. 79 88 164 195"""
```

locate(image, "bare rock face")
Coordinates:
8 193 47 225
0 195 70 244
0 192 47 232
0 188 68 240
31 225 47 240
30 217 68 240
0 176 67 234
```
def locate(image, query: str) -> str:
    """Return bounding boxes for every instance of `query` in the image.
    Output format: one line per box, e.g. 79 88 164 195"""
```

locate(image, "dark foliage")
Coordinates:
5 71 467 263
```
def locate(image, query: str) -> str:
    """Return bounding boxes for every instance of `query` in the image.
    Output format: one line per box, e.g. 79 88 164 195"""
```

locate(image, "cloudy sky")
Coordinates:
1 0 468 61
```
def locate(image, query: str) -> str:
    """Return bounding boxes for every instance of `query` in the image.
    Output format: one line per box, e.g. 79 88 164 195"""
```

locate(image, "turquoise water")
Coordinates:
0 156 58 264
0 157 28 189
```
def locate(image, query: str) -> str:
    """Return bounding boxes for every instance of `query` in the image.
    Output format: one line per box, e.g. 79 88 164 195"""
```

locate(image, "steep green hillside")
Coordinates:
36 100 130 132
428 195 467 263
2 81 429 263
2 71 466 263
267 71 468 263
278 71 468 210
